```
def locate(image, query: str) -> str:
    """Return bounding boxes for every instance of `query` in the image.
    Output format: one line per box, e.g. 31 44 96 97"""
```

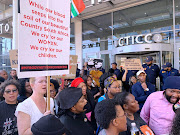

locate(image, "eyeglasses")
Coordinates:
4 89 18 94
111 86 122 89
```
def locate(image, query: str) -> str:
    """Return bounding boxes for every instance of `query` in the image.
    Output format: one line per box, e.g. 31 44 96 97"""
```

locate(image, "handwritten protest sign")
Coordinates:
124 59 143 70
18 0 70 78
9 49 18 68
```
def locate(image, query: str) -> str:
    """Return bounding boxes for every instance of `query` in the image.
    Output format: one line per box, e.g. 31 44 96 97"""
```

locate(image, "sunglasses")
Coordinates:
4 89 18 94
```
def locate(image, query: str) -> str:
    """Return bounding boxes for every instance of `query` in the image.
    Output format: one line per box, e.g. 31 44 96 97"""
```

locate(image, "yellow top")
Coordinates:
90 70 103 87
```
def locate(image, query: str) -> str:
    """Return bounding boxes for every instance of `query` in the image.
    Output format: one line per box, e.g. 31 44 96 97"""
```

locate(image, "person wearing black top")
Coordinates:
0 80 20 135
82 75 101 100
17 78 32 102
56 87 95 135
122 67 137 93
114 92 154 135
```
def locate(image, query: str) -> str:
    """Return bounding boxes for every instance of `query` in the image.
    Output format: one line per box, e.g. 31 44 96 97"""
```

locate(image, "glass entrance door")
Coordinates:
98 50 112 72
140 53 160 66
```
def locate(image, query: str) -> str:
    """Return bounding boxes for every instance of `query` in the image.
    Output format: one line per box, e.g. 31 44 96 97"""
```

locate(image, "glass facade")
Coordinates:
0 38 12 72
70 23 75 55
74 0 180 69
0 0 180 73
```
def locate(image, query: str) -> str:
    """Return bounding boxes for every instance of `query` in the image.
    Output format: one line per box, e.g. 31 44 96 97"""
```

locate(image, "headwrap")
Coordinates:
71 77 84 87
104 76 117 89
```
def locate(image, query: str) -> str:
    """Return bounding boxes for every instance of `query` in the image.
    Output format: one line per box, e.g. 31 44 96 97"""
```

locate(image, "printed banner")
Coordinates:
18 0 70 78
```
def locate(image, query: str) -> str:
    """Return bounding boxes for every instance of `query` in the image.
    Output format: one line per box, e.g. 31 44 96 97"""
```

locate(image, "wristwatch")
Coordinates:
144 88 149 91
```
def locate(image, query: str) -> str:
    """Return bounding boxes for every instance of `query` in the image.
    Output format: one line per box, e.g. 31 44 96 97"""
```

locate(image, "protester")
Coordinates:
57 87 95 135
17 78 32 102
15 76 54 135
0 76 5 85
0 77 5 101
50 79 59 99
170 108 180 135
159 62 179 86
128 76 137 93
140 76 180 135
98 76 122 102
0 70 8 80
100 67 105 74
31 114 68 135
63 79 72 89
82 75 101 100
71 77 96 129
71 77 95 113
76 64 81 77
109 62 122 80
0 80 20 135
99 68 115 95
114 92 154 135
94 99 127 135
9 69 18 80
132 70 155 110
90 68 103 87
142 56 160 85
122 67 137 92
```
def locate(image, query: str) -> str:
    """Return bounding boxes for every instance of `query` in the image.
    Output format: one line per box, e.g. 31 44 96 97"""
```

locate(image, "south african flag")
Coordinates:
71 0 85 18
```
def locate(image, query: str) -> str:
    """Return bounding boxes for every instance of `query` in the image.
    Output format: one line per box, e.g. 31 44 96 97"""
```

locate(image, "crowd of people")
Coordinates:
0 56 179 135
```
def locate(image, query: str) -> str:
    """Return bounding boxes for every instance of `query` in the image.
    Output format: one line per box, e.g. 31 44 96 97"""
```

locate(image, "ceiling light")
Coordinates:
144 12 147 15
2 63 6 66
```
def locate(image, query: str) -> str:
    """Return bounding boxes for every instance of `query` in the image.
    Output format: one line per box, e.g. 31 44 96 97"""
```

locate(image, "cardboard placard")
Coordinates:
124 59 142 70
9 49 18 68
52 55 78 79
18 0 70 78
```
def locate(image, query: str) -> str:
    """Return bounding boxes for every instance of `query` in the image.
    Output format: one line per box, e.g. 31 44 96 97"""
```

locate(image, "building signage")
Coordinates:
0 23 10 34
91 0 105 5
82 42 100 49
117 33 163 47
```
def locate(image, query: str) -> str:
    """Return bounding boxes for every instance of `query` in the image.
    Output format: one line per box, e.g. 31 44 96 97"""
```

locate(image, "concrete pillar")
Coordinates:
12 0 18 49
100 40 110 72
74 19 83 69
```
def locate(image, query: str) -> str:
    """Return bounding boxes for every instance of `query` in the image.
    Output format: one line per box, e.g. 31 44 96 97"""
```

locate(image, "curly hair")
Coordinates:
94 99 119 129
50 79 60 93
18 78 32 96
0 79 21 94
114 92 130 109
170 108 180 135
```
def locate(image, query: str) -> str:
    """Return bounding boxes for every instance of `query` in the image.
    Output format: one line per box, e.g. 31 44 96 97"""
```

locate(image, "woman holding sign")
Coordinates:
15 76 54 135
114 92 154 135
